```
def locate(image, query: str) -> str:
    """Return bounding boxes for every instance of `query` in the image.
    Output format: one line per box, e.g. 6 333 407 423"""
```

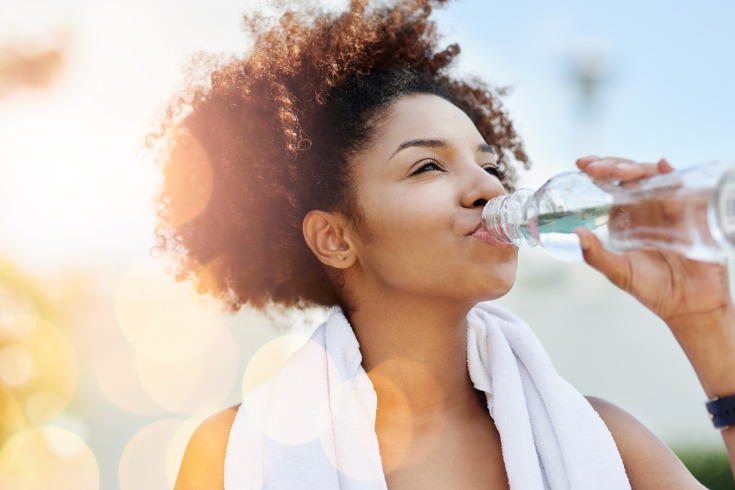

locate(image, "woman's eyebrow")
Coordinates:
477 143 497 158
389 138 447 160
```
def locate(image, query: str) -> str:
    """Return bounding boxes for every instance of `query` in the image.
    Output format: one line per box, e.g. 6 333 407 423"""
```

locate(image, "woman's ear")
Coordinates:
302 210 356 269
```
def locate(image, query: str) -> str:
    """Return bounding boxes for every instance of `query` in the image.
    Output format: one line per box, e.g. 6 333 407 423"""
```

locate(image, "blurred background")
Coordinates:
1 0 734 488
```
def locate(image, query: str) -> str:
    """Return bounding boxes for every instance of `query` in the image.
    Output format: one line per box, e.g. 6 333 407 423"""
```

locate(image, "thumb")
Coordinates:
576 227 632 291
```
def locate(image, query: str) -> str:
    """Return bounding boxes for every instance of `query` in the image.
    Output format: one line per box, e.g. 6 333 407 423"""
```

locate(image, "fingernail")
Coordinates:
576 228 590 250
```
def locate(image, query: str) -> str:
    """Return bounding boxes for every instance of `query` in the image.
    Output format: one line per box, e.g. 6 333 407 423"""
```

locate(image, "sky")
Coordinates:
437 0 735 172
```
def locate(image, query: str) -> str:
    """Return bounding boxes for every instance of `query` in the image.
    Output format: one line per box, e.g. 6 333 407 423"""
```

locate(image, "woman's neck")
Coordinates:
348 294 482 421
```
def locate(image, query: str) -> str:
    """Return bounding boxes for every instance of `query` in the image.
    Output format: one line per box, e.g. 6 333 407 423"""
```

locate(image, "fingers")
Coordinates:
583 157 655 182
575 155 675 184
576 227 631 291
576 155 601 171
657 158 675 174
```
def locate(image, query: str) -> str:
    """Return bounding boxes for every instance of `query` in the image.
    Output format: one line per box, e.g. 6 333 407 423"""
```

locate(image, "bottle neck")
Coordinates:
482 188 538 247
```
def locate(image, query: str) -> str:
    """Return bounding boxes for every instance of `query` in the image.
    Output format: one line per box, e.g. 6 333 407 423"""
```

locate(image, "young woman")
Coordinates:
152 1 735 488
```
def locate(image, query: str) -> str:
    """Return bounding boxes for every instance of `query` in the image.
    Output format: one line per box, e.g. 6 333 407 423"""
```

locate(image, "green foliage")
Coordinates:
674 447 734 490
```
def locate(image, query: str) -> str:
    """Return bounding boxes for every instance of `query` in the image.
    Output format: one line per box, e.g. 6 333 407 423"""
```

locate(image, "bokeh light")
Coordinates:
0 386 26 441
162 131 214 228
319 370 406 482
241 333 310 398
243 339 332 447
0 426 99 490
91 326 161 416
165 413 211 485
0 260 78 452
119 418 185 490
0 342 34 387
18 321 78 426
0 287 38 340
137 321 238 414
135 302 223 363
115 256 220 351
317 360 443 480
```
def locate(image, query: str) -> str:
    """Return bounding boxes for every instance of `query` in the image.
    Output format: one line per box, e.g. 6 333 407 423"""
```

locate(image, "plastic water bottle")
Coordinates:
482 161 735 262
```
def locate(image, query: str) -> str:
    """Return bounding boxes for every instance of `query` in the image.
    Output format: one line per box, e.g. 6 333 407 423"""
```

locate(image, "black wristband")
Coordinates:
706 394 735 429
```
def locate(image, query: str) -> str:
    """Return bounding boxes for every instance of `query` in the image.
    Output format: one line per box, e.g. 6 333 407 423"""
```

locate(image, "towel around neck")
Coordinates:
224 302 630 489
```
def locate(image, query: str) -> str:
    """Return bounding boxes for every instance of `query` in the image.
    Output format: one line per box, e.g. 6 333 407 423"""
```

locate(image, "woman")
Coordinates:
152 0 735 488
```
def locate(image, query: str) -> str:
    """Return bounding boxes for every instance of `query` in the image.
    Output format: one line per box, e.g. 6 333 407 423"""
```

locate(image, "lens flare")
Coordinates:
243 339 334 446
114 257 173 346
0 343 34 387
319 371 403 482
116 256 223 355
240 333 310 398
163 131 214 228
0 386 26 444
0 426 99 490
364 359 442 473
109 255 230 415
319 359 445 479
0 288 38 339
119 418 185 490
166 413 211 485
195 253 230 296
20 322 77 425
135 302 222 363
136 323 238 414
92 332 161 416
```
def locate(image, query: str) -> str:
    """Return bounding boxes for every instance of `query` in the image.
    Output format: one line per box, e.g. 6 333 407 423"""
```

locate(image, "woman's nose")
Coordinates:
460 164 505 209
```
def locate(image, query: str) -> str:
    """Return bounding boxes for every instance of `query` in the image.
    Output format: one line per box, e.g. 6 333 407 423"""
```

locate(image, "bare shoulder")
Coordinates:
585 396 705 489
174 404 241 490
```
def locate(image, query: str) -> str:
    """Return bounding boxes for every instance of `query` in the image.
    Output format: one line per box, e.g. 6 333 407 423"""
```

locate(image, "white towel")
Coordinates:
224 302 630 489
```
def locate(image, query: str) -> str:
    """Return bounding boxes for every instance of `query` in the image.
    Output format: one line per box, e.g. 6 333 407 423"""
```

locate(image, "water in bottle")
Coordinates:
482 162 735 262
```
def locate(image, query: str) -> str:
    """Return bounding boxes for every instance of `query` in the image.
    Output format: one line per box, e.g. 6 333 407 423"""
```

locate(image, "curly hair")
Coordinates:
150 0 529 312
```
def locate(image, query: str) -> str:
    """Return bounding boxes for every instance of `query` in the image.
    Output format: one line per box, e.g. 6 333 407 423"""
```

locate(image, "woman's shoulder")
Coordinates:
585 396 705 489
174 404 241 490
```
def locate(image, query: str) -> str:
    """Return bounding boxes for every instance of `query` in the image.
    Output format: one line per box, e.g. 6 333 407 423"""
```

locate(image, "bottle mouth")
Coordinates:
482 188 539 248
482 195 513 243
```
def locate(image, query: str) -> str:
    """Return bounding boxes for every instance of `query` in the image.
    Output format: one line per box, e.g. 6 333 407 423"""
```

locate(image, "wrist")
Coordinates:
665 302 735 349
664 300 735 335
706 394 735 430
665 306 735 398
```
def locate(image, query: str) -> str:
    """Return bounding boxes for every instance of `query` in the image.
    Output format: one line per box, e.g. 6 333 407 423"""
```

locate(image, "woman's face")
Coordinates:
346 93 518 305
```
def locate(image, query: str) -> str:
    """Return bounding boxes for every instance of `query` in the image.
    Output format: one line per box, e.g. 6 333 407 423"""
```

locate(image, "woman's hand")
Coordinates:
574 155 733 328
575 156 735 474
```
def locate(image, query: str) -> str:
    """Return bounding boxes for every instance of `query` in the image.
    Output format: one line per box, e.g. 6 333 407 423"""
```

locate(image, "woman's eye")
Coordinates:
411 160 444 175
483 164 506 179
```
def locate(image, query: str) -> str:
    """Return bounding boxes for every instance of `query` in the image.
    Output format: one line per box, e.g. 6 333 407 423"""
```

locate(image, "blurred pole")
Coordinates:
565 41 613 156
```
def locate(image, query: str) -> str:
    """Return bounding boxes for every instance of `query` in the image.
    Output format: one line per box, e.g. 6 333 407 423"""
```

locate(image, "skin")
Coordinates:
174 95 734 489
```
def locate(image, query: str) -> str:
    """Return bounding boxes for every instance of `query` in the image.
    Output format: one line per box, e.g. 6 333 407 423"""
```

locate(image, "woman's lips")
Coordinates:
470 226 514 247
